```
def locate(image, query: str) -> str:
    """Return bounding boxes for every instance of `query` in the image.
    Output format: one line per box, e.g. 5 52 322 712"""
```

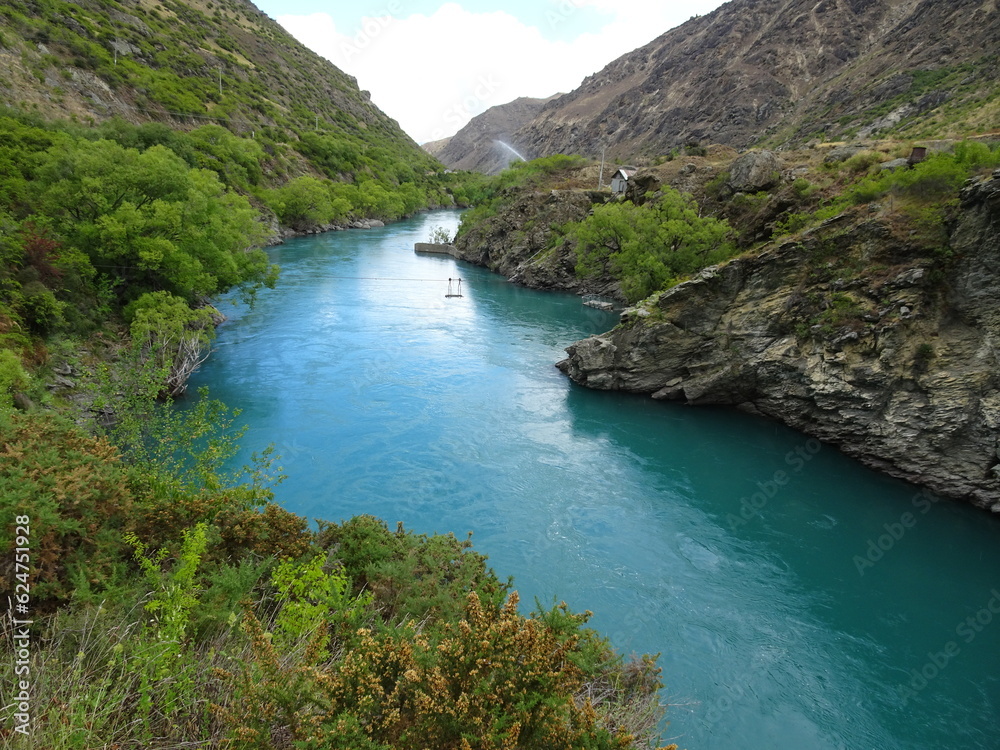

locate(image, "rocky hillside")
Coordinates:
426 95 559 174
515 0 1000 160
0 0 425 160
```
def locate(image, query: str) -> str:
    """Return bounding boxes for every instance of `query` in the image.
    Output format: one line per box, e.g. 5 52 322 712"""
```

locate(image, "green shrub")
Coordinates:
842 150 885 174
570 187 734 302
0 347 29 407
19 280 66 333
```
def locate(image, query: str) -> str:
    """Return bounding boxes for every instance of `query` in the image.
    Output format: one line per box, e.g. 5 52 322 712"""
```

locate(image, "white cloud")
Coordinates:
277 1 727 144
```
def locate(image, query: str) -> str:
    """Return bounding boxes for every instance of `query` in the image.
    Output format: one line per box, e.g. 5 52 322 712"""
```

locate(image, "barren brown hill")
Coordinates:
516 0 1000 160
429 96 560 174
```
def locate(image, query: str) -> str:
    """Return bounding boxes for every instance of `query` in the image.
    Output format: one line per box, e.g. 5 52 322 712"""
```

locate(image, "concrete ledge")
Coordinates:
414 242 459 256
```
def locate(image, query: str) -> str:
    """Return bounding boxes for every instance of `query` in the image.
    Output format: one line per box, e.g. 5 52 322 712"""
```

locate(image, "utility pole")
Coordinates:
598 145 606 189
218 67 223 96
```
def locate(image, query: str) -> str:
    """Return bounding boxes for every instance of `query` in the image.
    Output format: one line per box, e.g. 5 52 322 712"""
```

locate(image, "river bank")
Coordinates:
185 210 1000 749
451 156 1000 512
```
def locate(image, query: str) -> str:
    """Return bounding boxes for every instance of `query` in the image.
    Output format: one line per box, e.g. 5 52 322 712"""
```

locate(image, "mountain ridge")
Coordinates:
424 95 561 174
512 0 1000 161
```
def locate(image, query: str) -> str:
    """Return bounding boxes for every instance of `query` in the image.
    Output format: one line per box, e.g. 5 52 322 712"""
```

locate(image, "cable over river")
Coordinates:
189 209 1000 749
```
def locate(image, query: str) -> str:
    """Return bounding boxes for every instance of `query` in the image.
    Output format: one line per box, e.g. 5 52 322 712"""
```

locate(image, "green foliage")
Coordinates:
320 515 510 625
18 280 66 333
125 290 216 396
845 144 1000 207
570 188 735 302
0 348 29 408
792 177 819 200
842 150 884 174
264 175 339 227
703 170 731 199
270 554 373 654
0 411 135 602
34 138 274 303
126 522 208 672
915 342 936 362
185 124 266 190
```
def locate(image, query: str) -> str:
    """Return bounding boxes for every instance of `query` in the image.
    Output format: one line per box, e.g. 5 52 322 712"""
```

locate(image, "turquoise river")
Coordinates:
189 210 1000 749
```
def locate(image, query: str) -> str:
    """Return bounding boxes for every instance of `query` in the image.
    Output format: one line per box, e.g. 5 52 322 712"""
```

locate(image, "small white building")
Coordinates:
610 167 637 195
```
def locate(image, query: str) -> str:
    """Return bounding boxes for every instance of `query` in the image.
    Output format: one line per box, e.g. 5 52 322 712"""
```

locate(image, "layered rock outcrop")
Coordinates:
557 172 1000 510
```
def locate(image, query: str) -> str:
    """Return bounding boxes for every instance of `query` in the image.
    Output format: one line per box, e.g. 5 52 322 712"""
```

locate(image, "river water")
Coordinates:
190 210 1000 749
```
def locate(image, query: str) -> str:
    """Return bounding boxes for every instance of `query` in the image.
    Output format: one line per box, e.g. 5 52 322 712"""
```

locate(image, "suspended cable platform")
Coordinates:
445 278 463 298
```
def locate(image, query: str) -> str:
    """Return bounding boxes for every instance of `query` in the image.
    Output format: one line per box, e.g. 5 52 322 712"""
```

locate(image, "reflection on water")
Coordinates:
190 210 1000 750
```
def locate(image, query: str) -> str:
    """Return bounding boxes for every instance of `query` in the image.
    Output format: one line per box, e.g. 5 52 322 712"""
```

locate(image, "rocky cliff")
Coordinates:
557 170 1000 510
515 0 1000 160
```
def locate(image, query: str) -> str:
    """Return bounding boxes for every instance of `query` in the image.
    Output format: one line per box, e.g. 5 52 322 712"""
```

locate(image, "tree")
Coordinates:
572 188 734 302
33 138 274 303
266 175 335 228
125 290 217 396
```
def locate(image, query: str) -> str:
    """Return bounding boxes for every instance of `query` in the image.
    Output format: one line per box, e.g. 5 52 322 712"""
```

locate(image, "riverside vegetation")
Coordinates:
0 356 673 748
0 1 669 743
0 107 670 750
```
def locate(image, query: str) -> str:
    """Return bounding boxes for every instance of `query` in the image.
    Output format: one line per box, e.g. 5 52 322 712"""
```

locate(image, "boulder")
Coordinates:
728 150 784 192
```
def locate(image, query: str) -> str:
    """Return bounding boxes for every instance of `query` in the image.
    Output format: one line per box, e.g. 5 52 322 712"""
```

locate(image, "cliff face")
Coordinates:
557 171 1000 510
515 0 1000 159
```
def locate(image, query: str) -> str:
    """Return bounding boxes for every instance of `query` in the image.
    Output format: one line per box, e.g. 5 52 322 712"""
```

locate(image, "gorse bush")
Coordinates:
0 321 672 746
0 411 134 603
220 589 670 750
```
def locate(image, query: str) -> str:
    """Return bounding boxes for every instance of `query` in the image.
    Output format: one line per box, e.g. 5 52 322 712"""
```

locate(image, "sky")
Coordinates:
251 0 730 144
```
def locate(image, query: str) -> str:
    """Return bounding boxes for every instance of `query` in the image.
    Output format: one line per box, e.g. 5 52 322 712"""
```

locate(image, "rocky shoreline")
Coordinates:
556 172 1000 511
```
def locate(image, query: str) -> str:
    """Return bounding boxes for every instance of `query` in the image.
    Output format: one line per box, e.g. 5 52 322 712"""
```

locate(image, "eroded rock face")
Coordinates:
514 0 1000 158
558 174 1000 510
